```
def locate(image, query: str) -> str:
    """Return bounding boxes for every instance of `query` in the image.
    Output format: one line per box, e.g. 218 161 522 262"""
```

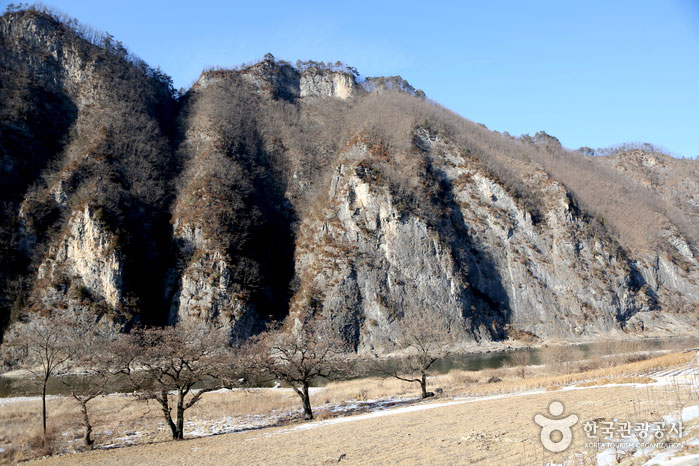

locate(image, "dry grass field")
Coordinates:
25 377 699 465
1 346 698 465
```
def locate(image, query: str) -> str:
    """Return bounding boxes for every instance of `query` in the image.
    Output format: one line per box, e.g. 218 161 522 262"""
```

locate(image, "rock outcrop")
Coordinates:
0 7 696 348
291 146 493 352
168 221 257 339
299 68 356 99
199 61 359 100
166 114 259 337
1 8 176 329
289 133 698 352
36 205 124 308
194 56 423 102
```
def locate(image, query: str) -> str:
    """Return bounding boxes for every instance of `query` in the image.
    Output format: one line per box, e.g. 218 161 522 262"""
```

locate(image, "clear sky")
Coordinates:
8 0 699 157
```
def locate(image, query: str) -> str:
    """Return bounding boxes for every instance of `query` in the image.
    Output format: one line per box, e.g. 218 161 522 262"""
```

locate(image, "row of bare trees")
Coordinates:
0 311 454 448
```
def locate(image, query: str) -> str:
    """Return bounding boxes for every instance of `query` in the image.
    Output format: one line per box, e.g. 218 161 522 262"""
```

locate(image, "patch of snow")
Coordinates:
643 453 699 465
190 386 325 395
595 404 699 466
663 405 699 425
202 388 231 395
597 449 620 466
0 394 61 406
251 398 493 440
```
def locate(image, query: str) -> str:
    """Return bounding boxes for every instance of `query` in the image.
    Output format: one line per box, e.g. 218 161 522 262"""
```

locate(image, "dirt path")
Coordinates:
29 381 698 466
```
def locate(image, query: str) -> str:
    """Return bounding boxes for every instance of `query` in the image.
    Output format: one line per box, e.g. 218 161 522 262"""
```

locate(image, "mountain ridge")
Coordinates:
0 6 696 349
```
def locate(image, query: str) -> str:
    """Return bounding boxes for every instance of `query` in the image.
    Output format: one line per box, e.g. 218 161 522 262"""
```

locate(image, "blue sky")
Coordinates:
9 0 699 157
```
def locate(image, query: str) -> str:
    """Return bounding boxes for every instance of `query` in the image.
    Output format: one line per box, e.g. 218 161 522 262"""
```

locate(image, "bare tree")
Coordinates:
61 329 123 449
374 312 455 398
1 312 85 437
245 318 347 420
507 351 531 379
124 321 230 440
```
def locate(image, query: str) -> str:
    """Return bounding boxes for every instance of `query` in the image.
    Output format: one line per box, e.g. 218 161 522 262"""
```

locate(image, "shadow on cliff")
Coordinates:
246 149 297 328
163 127 297 334
428 162 512 341
0 84 78 336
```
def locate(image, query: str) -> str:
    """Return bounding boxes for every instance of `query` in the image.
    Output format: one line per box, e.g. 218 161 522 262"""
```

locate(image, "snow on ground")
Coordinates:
0 394 62 406
246 380 652 441
4 361 699 456
185 396 420 439
249 390 564 440
0 386 324 408
594 413 698 466
663 405 699 425
642 452 699 466
242 364 699 465
593 365 699 466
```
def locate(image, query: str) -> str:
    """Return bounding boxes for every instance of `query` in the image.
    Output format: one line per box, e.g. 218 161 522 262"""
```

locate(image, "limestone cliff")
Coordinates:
0 7 696 348
299 68 356 99
36 205 123 308
166 97 258 338
1 7 175 329
291 146 492 352
289 134 697 352
195 56 421 102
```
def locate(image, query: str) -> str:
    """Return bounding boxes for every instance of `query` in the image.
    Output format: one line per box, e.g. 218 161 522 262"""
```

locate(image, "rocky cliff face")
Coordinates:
196 56 423 102
299 68 356 99
168 220 257 338
35 205 124 308
197 59 359 100
288 132 698 352
166 90 259 337
594 148 699 326
0 8 176 331
291 146 491 352
0 7 696 347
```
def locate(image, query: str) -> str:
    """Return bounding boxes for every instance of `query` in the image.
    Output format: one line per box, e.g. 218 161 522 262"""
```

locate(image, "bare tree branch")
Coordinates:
242 318 351 420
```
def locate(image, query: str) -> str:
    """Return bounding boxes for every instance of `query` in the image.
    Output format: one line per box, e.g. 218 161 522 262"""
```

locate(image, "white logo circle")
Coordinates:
534 401 579 452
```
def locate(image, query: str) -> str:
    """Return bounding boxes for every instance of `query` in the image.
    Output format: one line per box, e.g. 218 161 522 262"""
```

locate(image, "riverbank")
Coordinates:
21 354 699 465
1 349 697 463
2 335 696 398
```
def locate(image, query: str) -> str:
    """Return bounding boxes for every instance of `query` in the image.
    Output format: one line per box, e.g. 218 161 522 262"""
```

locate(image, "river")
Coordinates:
1 336 696 398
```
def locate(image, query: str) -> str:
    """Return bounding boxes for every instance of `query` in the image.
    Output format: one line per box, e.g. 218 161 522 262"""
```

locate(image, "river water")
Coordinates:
1 337 696 398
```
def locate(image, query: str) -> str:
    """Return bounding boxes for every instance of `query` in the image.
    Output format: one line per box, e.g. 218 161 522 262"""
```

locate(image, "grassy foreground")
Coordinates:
26 384 699 465
2 348 698 464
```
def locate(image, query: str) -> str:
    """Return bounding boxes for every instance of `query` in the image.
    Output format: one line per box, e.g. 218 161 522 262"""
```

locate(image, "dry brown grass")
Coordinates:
576 376 656 387
318 377 413 404
27 378 699 466
1 349 695 464
0 389 303 464
452 350 694 398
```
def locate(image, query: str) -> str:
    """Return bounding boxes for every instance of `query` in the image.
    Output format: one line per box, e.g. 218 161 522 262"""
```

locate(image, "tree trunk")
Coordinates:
158 391 178 440
175 389 185 440
301 382 313 420
79 400 94 449
42 376 48 438
420 373 428 398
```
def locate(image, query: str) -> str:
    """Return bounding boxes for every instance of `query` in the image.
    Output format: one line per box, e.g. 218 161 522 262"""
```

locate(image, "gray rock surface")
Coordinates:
1 9 696 350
